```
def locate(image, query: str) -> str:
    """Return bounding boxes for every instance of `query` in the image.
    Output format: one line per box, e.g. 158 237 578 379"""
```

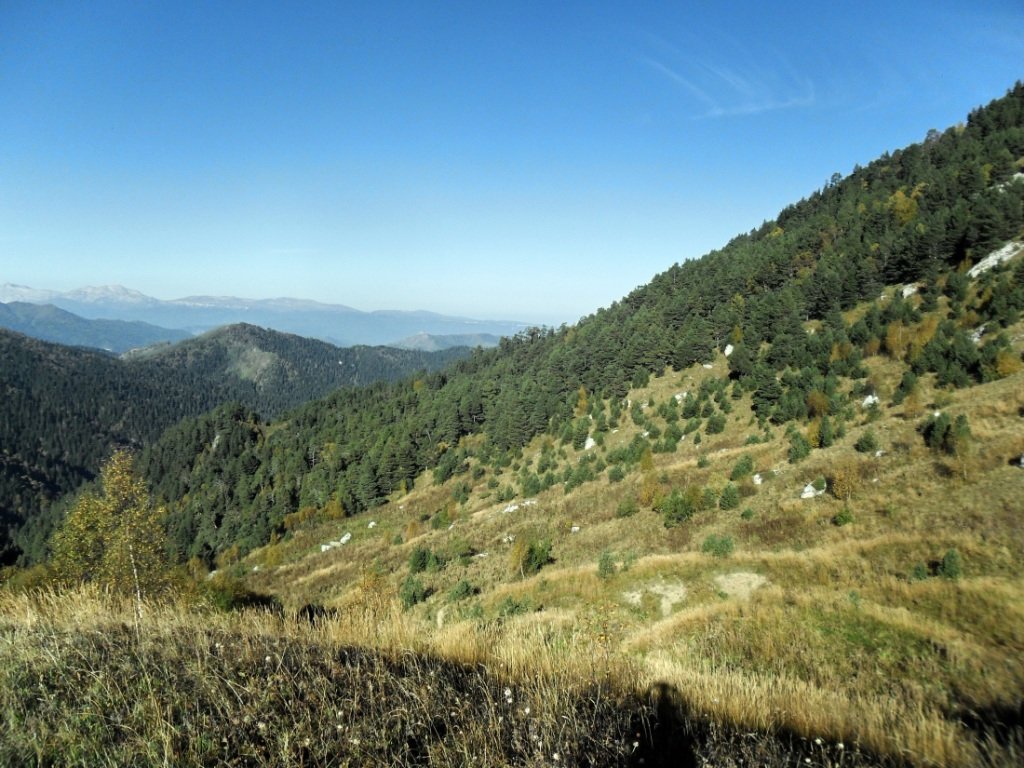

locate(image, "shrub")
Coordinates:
597 551 616 579
659 488 695 527
432 508 453 529
701 535 734 558
788 433 811 463
939 548 962 580
832 507 854 526
408 546 443 574
399 575 428 609
447 579 477 602
607 465 626 484
921 413 971 457
829 463 859 501
730 454 754 480
741 507 755 520
854 429 878 453
702 487 719 509
705 414 727 434
510 538 552 578
719 483 740 510
697 453 710 468
615 498 638 518
496 595 533 617
408 546 430 573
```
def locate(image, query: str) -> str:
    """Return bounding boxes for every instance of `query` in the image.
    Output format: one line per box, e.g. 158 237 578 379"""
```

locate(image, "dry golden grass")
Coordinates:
222 356 1024 768
26 310 1019 766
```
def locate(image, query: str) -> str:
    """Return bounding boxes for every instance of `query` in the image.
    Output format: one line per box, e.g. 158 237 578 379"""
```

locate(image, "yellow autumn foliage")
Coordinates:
51 450 171 599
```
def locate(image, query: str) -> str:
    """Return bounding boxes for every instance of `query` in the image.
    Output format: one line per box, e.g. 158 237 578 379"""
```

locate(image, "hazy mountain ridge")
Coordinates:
391 332 503 351
0 301 190 353
0 283 528 347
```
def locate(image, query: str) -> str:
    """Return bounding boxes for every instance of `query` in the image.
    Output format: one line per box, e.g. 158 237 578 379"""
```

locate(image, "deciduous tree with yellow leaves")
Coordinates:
51 450 171 600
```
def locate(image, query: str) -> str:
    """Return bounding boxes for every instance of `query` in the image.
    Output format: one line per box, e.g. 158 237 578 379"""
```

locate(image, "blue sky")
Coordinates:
1 1 1022 325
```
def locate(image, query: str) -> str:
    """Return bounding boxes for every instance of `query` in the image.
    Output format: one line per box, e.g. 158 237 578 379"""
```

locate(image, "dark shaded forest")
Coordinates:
0 325 470 563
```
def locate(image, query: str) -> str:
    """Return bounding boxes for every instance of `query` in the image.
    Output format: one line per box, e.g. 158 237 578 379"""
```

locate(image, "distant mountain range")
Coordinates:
0 301 191 353
391 332 503 351
0 283 526 347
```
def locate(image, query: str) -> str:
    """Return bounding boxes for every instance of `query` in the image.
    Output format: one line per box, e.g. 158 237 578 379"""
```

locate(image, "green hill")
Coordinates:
0 325 470 564
3 83 1024 767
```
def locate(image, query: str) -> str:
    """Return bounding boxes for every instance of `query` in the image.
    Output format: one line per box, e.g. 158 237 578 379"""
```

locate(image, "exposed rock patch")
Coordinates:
714 572 768 599
623 581 688 617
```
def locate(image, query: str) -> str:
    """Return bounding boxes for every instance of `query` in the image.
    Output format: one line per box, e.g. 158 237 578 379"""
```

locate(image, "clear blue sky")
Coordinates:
1 1 1021 325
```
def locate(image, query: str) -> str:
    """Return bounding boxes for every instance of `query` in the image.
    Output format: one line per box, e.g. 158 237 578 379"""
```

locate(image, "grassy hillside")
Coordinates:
222 259 1024 766
4 271 1020 765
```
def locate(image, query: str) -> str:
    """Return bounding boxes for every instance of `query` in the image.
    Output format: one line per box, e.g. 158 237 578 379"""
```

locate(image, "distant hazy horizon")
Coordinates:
2 1 1022 326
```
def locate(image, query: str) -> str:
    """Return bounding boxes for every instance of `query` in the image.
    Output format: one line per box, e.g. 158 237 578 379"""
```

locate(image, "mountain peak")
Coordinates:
62 285 157 304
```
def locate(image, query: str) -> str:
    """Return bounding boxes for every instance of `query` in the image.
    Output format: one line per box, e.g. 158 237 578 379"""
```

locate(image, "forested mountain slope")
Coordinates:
139 84 1024 568
0 326 470 563
127 323 471 419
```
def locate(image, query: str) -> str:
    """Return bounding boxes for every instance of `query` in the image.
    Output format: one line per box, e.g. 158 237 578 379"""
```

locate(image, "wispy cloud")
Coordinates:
639 32 815 119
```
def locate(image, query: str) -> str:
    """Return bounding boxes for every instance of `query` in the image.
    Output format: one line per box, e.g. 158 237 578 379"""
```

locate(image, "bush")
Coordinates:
828 463 859 501
921 413 971 456
741 507 755 520
697 453 710 468
432 508 453 529
832 507 854 526
510 538 553 578
658 488 696 527
788 433 811 463
730 454 755 480
597 551 616 579
408 546 443 574
939 548 962 580
399 575 428 609
607 465 626 484
705 414 727 434
701 535 734 558
615 498 638 518
496 595 534 617
719 483 740 510
854 430 878 453
447 579 477 602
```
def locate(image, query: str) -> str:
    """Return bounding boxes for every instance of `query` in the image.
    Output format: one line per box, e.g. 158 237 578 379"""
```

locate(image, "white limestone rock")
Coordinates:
968 240 1022 278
